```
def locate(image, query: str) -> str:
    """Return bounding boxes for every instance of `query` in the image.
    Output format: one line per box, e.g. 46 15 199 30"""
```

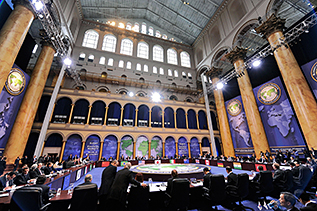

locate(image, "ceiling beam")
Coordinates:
182 3 210 19
81 6 148 10
206 0 219 7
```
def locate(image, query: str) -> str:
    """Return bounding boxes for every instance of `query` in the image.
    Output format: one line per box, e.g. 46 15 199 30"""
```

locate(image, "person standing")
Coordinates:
13 157 20 171
99 160 118 209
225 166 238 186
0 157 7 176
203 167 211 188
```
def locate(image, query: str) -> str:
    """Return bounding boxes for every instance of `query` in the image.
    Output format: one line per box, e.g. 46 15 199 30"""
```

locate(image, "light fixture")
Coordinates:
151 92 161 102
252 60 261 68
216 82 224 90
34 1 44 11
63 58 72 66
128 92 134 97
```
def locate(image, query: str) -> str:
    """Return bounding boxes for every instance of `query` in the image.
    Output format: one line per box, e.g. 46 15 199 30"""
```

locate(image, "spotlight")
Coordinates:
63 58 72 66
34 1 44 11
252 60 261 68
216 82 224 90
128 92 134 97
151 92 161 102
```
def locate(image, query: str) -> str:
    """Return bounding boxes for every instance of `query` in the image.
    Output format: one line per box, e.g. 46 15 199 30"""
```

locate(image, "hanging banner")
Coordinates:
253 77 306 153
135 135 149 159
83 135 100 161
225 96 254 155
102 135 118 160
165 137 176 159
120 135 133 159
190 137 200 158
150 136 163 158
178 137 188 157
0 65 30 155
301 58 317 99
63 135 82 160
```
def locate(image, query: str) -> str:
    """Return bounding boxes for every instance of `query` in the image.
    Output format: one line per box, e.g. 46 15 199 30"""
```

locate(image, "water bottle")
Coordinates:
148 178 153 186
57 188 61 196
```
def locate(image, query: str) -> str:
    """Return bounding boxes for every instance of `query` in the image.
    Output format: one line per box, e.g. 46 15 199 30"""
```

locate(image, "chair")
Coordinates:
283 169 294 192
69 184 98 211
10 186 51 211
127 185 149 211
226 173 254 211
165 178 190 211
256 171 274 203
203 174 226 210
293 166 313 196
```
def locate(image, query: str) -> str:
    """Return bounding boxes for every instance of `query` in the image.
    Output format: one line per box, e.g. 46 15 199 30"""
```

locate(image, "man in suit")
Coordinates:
32 175 50 204
203 167 211 188
99 160 118 209
108 162 146 210
77 174 97 188
13 157 20 171
0 172 16 191
298 192 317 211
166 169 179 195
42 162 56 175
225 166 237 186
270 192 299 211
290 162 300 177
14 166 32 186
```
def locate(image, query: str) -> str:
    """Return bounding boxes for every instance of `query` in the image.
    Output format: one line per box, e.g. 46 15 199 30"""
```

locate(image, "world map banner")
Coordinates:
225 96 254 156
102 135 117 160
150 136 163 158
253 77 306 153
301 58 317 99
120 135 133 158
0 65 30 155
135 136 149 159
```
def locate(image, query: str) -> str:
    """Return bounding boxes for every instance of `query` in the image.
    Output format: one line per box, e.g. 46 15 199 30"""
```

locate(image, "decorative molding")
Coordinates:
255 14 286 39
225 46 247 64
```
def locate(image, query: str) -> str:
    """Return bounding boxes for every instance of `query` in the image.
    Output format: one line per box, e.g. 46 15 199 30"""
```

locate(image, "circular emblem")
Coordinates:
257 83 281 105
311 62 317 82
227 99 242 116
5 68 26 96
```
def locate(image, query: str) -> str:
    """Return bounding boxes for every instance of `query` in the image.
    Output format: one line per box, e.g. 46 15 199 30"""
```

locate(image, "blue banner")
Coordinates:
253 77 306 153
301 58 317 99
63 134 82 160
120 135 133 158
102 135 117 160
0 65 30 155
178 137 188 157
165 137 176 158
190 137 200 158
135 135 148 158
151 136 163 158
225 96 254 155
83 135 100 161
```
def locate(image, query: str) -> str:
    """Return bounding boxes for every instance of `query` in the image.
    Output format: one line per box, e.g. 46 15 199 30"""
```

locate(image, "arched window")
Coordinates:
126 61 132 69
148 26 154 36
102 34 117 52
118 22 125 28
141 22 147 34
162 34 167 39
108 58 114 66
79 53 85 61
174 70 178 77
144 64 148 72
155 30 161 38
188 73 192 79
118 60 124 68
168 69 172 76
153 45 163 62
88 54 94 62
153 66 158 74
167 48 177 65
120 38 133 56
182 71 186 78
99 57 106 65
159 67 164 75
126 22 132 30
82 29 99 49
180 51 191 67
137 42 149 59
133 22 140 32
136 63 141 71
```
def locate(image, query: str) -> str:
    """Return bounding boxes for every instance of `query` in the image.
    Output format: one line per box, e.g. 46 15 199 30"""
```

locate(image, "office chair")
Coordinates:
255 171 274 203
10 186 51 211
202 174 226 210
165 178 190 211
293 166 313 197
226 173 254 211
283 170 294 193
127 185 149 211
69 184 98 211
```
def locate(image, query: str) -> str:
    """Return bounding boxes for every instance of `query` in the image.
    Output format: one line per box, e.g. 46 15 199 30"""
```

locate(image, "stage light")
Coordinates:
151 92 161 102
128 92 134 97
216 82 224 90
252 60 261 68
34 1 44 11
63 58 72 66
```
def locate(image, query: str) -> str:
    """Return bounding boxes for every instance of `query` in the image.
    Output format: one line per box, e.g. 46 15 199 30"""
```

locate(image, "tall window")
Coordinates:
144 64 148 72
180 51 191 67
108 58 114 66
167 48 177 65
153 66 157 74
168 69 172 76
133 22 140 32
102 34 117 52
126 22 132 30
159 67 164 75
82 29 99 49
137 42 149 59
155 30 161 38
148 26 154 36
120 38 133 56
99 57 106 65
174 70 178 77
153 45 163 62
126 61 132 69
141 22 147 34
118 60 124 68
136 63 141 71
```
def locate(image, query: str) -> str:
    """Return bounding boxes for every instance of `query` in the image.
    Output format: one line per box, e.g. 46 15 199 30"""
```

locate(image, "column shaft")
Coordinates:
149 110 152 128
162 111 165 128
68 104 75 123
135 109 138 127
104 107 108 125
133 142 136 158
163 142 165 157
148 141 151 158
187 142 191 158
80 142 85 158
99 142 104 160
86 105 92 125
4 44 56 163
185 113 189 129
0 4 34 96
174 112 177 128
119 108 124 126
196 114 200 129
59 141 66 162
175 142 178 156
116 141 120 160
199 142 202 155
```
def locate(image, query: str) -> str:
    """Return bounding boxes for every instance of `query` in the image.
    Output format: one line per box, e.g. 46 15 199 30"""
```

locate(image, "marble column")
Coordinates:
187 141 191 158
59 140 66 162
226 47 270 158
119 108 124 126
0 0 35 96
103 107 108 125
68 104 75 123
208 68 235 157
196 114 200 129
199 141 202 155
162 110 165 128
149 110 152 128
86 105 92 125
175 141 178 156
255 14 317 150
185 113 189 129
99 141 104 160
80 141 85 158
134 109 138 127
116 141 121 160
174 112 177 128
4 42 56 163
162 141 165 157
133 141 136 158
148 141 151 158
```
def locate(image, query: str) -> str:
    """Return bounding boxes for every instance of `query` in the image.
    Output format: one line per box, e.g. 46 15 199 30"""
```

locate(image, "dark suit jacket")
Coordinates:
77 181 98 188
227 172 238 186
0 176 13 190
292 166 300 177
99 164 117 196
273 169 285 189
14 173 30 186
300 202 317 211
203 173 212 188
29 169 40 179
32 184 50 204
252 172 260 183
108 168 141 204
